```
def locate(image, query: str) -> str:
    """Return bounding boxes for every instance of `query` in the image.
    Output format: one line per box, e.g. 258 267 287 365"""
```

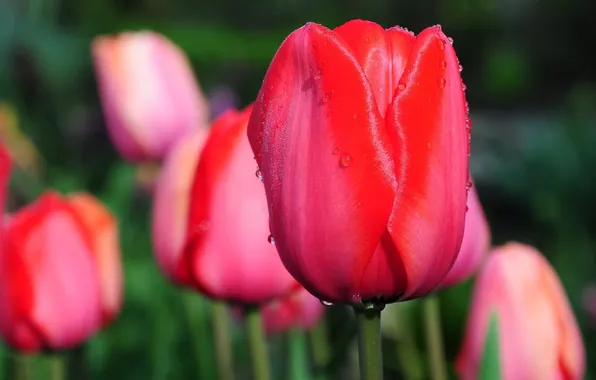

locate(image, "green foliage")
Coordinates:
479 313 501 380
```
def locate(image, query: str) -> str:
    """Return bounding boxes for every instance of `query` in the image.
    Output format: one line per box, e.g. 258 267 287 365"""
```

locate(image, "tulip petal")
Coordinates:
68 193 123 325
334 20 415 114
385 26 469 299
186 107 296 304
247 23 396 302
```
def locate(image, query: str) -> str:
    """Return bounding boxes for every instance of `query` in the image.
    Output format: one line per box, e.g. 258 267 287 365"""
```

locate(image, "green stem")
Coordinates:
354 307 383 380
72 345 89 380
308 319 330 380
244 306 270 380
183 292 215 380
423 295 447 380
49 355 66 380
212 301 234 380
13 355 31 380
394 306 423 380
288 328 309 380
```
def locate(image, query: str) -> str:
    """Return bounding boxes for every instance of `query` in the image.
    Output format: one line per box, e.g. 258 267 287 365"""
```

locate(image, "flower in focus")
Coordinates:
248 20 470 305
457 242 584 380
152 129 208 285
260 287 324 334
92 31 209 162
0 192 122 352
440 184 490 287
184 106 296 304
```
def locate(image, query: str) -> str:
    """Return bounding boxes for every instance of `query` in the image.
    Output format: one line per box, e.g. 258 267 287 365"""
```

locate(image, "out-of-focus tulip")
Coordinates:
152 130 208 285
0 144 11 213
92 31 209 162
0 192 122 352
261 287 324 334
456 242 585 380
247 20 470 305
184 106 297 304
440 184 490 287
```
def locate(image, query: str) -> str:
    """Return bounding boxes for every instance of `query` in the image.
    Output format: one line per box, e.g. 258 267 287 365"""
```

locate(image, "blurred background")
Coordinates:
1 0 595 378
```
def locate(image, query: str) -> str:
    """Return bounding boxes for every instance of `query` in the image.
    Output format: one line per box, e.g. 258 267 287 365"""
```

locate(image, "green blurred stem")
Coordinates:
309 319 330 380
244 306 270 380
212 301 234 380
354 307 383 380
423 295 447 380
394 306 423 380
73 345 89 380
183 293 216 380
13 355 31 380
288 328 309 380
49 355 66 380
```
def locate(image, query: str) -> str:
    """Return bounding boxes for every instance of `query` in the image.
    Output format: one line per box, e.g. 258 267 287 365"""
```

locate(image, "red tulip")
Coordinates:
92 31 209 162
185 106 297 304
440 184 490 287
261 287 325 334
152 130 208 285
0 192 122 352
457 243 585 380
0 144 10 215
247 20 469 304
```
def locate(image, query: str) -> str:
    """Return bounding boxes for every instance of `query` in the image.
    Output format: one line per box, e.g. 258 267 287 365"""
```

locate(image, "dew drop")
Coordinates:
466 181 473 191
436 39 446 50
321 93 331 103
314 68 322 80
448 37 454 44
352 293 362 303
462 83 467 91
340 154 353 168
459 64 464 72
320 300 334 307
332 147 341 155
441 61 447 69
398 82 407 91
255 168 263 182
439 78 446 88
268 234 276 245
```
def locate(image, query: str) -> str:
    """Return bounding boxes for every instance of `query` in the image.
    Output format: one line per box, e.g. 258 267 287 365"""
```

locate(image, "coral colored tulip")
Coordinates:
261 287 324 334
441 184 490 287
184 106 297 304
152 130 208 285
0 192 122 352
457 243 585 380
247 20 469 304
92 31 209 162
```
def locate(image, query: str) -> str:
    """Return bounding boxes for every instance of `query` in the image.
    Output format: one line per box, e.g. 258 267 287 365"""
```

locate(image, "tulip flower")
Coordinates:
152 129 208 285
0 144 11 213
0 192 122 352
247 20 470 305
440 184 490 287
260 287 324 334
92 31 209 162
184 106 296 304
456 242 585 380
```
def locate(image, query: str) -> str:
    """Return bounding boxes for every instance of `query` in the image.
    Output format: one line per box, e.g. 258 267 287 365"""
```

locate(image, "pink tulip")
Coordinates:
92 31 209 162
152 129 208 285
261 287 325 334
457 242 585 380
441 184 490 287
0 192 122 352
184 106 297 304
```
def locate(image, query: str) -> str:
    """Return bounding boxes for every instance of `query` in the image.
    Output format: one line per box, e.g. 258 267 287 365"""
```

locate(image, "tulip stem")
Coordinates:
288 328 309 380
13 355 32 380
212 300 234 380
309 318 331 379
244 306 271 380
49 354 66 380
73 345 90 380
423 295 447 380
354 307 383 380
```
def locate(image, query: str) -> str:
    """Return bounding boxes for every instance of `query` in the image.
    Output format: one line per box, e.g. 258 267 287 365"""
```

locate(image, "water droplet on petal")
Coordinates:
436 39 446 50
320 300 334 307
398 82 407 91
448 37 454 44
268 234 276 245
459 64 463 72
255 168 263 182
439 78 446 88
462 83 467 91
332 147 340 155
466 181 473 191
340 154 353 168
321 93 331 103
352 293 362 303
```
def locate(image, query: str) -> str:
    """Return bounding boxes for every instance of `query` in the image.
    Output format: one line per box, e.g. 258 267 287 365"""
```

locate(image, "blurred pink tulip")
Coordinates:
152 129 208 285
0 192 122 352
183 106 297 304
457 242 585 380
92 31 209 162
261 287 325 334
441 184 490 287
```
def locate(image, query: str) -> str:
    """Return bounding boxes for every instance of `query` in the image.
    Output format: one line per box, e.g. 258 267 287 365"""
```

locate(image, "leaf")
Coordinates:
479 312 501 380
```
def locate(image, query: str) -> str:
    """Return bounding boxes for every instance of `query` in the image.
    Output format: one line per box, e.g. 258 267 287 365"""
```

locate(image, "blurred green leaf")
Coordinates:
479 313 501 380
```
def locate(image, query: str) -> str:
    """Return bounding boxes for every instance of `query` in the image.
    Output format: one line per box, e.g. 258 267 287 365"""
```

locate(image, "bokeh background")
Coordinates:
1 0 595 379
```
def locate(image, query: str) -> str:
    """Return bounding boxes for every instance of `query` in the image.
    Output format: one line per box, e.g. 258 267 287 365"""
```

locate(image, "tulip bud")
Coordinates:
0 192 122 352
184 106 296 304
152 129 208 285
92 31 209 162
247 20 469 305
457 243 585 380
261 287 324 334
440 184 490 287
